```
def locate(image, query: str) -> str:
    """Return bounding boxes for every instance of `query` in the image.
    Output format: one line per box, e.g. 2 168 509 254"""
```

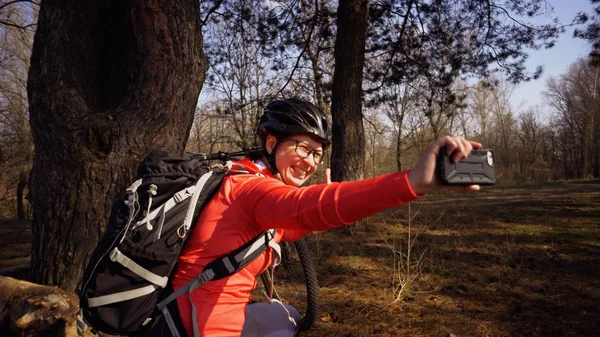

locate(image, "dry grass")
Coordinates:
293 180 600 337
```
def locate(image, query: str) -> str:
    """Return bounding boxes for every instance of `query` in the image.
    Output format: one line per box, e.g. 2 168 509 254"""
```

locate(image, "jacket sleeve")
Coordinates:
231 170 422 232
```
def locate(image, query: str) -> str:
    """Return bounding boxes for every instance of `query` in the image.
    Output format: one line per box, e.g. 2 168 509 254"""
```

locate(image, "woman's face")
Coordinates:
266 134 324 187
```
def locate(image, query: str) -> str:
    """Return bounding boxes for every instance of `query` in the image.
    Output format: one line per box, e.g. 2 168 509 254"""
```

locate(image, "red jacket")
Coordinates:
172 159 421 336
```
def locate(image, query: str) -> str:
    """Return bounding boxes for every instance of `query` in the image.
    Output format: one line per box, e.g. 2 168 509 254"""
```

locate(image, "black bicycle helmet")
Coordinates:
256 98 331 174
257 98 331 148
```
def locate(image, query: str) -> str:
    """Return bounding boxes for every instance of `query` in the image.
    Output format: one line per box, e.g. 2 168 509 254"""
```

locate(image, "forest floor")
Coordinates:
1 179 599 337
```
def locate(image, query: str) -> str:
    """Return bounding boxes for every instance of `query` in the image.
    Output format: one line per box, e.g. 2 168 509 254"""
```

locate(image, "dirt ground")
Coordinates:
1 180 599 337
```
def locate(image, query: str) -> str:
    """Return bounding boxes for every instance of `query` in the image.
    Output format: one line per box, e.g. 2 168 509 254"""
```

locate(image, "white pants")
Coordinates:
241 302 301 337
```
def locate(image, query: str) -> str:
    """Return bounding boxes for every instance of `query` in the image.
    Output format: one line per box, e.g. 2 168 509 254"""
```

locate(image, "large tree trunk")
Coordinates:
27 0 208 292
330 0 369 183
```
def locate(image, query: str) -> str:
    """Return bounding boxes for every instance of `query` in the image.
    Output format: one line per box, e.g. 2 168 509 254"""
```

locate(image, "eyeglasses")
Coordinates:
288 139 325 164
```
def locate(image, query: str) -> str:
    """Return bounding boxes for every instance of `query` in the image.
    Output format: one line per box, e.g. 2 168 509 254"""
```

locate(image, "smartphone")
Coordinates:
437 147 496 185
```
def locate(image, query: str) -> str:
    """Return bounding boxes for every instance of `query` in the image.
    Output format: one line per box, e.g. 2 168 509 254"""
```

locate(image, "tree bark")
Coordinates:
330 0 369 183
27 0 208 292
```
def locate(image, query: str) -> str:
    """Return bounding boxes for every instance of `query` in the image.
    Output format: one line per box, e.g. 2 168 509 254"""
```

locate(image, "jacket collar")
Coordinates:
227 158 275 178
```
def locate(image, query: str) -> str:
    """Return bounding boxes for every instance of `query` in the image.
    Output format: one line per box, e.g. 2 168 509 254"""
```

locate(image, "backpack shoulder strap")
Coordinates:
158 229 278 310
157 229 279 337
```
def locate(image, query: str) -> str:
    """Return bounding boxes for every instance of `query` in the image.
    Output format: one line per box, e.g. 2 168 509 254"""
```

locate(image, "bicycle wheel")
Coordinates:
259 238 319 332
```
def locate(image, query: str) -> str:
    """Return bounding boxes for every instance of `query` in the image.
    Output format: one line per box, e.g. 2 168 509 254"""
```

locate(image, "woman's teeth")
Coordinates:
293 167 307 176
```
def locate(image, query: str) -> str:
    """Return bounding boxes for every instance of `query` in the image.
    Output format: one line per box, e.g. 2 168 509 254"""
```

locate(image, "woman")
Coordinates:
171 98 481 337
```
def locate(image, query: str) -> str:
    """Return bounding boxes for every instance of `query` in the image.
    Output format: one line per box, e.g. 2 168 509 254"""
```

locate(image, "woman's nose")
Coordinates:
302 153 319 167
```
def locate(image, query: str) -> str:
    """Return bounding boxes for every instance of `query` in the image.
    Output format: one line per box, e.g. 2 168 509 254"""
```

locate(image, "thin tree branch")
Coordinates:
0 20 36 30
274 0 319 98
200 0 225 26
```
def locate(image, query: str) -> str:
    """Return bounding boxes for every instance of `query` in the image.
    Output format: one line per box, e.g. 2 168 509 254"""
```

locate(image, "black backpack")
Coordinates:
78 149 279 337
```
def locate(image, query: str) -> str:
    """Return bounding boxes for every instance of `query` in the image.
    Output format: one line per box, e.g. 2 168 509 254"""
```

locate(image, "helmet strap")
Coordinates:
264 141 280 175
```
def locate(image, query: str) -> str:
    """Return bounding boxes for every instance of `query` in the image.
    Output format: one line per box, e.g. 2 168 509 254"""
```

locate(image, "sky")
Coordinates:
509 0 595 114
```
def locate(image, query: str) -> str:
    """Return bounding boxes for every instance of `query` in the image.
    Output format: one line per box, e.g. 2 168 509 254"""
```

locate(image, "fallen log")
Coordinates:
0 276 80 337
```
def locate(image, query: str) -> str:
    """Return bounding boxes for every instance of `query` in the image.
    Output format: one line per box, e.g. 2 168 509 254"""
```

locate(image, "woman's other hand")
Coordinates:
407 136 482 195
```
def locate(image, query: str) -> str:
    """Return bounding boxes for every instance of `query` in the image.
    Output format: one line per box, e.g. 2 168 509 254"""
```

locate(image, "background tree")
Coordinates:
362 0 569 162
574 0 600 177
366 0 566 93
254 0 337 109
329 0 369 184
465 78 519 183
27 0 208 291
373 83 421 171
0 0 37 219
187 104 237 154
201 0 273 148
363 108 392 177
515 108 546 182
574 0 600 65
545 58 599 179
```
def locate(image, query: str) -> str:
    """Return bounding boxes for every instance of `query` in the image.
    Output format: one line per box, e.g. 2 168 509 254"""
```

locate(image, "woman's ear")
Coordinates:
265 134 278 155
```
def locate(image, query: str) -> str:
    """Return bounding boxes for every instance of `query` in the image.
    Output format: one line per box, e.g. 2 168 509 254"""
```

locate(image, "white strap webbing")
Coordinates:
182 171 214 231
159 269 217 337
88 284 158 307
268 238 282 267
192 289 201 337
157 269 216 312
134 186 195 229
189 272 212 337
126 179 143 194
119 179 143 244
234 229 280 267
161 307 182 337
109 248 168 288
